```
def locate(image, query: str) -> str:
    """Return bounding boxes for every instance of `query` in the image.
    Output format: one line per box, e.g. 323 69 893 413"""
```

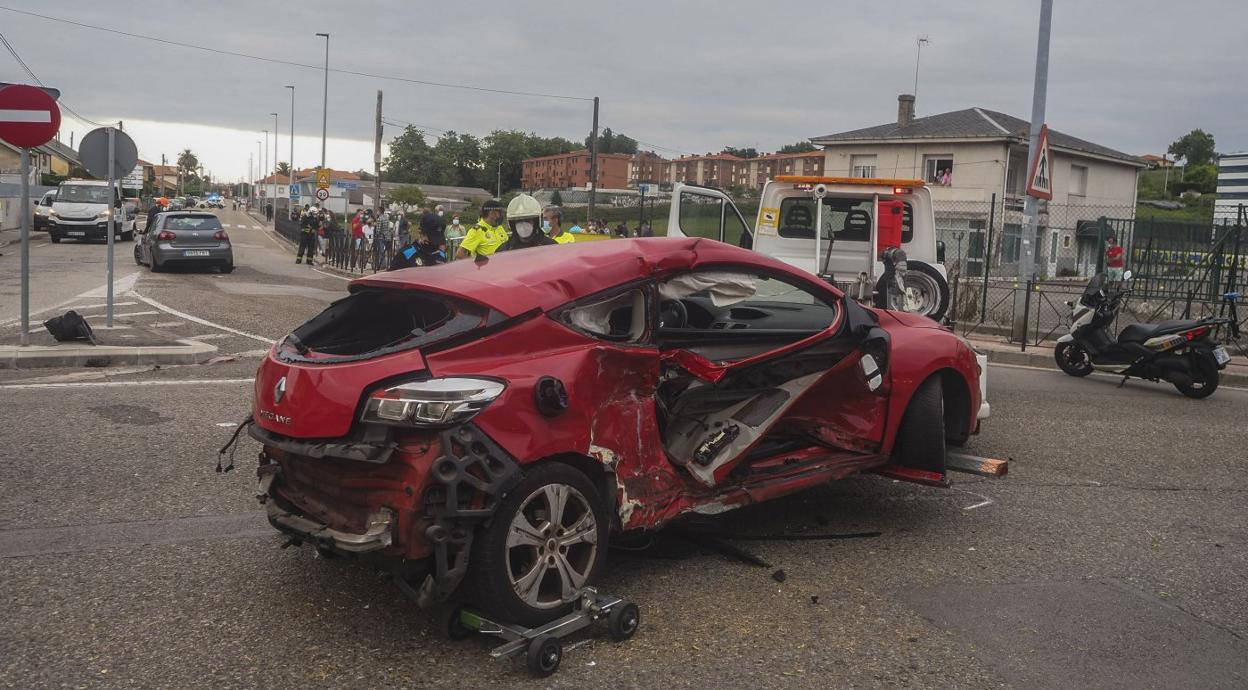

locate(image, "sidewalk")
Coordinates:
965 334 1248 387
0 323 217 369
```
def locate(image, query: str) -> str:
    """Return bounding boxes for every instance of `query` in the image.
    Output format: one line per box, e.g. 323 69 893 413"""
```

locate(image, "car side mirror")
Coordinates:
936 240 947 264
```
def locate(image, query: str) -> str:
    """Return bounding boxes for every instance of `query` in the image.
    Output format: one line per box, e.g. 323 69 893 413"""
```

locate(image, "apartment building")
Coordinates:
521 150 631 190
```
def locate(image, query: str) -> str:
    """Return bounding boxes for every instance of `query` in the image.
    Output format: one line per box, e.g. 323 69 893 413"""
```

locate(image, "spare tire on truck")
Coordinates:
873 260 949 322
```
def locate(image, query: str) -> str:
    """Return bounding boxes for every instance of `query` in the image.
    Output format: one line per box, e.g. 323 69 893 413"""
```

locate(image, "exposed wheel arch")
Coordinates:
528 453 621 532
936 368 973 447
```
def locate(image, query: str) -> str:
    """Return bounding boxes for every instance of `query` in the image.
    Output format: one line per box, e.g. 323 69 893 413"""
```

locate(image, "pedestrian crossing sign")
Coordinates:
1026 124 1053 200
315 168 331 190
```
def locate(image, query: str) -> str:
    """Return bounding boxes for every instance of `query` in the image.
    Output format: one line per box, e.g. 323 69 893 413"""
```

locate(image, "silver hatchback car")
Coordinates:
135 212 234 273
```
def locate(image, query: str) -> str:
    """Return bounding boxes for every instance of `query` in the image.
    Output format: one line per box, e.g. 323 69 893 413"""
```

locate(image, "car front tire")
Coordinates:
466 463 609 627
892 376 946 474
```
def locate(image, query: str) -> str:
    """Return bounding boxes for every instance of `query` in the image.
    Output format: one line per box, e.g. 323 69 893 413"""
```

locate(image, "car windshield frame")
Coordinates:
57 185 114 204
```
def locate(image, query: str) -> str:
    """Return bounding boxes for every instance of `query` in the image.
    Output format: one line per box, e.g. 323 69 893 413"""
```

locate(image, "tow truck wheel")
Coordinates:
526 634 562 677
607 602 640 641
873 260 949 322
467 463 609 628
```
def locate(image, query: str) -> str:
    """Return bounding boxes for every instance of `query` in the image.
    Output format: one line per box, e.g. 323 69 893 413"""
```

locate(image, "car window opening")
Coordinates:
286 289 462 358
563 289 647 342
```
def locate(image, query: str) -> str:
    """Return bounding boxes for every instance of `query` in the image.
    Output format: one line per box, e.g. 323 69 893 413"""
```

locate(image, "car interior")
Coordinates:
777 196 914 244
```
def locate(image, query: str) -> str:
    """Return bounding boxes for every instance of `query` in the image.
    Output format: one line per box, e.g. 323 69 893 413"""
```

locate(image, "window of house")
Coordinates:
1069 164 1088 197
850 155 877 179
1002 223 1022 263
924 155 954 185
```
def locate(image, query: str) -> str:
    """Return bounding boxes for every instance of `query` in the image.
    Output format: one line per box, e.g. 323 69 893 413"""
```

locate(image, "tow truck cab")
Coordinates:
667 176 950 322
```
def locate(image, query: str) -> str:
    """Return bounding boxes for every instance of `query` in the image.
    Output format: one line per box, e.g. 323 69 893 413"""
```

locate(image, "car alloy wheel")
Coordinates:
506 483 599 610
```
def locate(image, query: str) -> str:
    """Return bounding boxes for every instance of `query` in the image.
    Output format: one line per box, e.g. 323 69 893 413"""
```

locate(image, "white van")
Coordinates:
49 179 137 244
667 176 950 321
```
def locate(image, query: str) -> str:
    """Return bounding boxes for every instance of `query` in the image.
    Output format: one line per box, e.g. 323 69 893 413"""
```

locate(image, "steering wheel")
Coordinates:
658 299 689 329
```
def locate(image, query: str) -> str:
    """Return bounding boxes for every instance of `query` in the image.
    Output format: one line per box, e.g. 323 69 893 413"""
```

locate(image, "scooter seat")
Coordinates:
1117 319 1203 344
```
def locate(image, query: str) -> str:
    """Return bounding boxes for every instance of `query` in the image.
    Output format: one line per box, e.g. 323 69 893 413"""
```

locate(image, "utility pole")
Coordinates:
373 90 383 215
587 96 599 227
257 139 264 204
286 85 295 204
316 32 330 168
161 153 167 195
496 159 502 198
1013 0 1053 340
263 129 269 202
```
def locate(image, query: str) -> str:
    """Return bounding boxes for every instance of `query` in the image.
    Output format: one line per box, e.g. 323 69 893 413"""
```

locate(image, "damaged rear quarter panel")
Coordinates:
423 315 683 529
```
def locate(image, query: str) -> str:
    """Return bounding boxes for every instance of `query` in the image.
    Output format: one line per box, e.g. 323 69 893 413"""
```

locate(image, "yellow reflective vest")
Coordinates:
460 219 509 257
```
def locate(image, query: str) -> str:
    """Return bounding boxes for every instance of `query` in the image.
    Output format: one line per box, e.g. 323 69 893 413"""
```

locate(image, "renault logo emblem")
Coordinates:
274 377 287 404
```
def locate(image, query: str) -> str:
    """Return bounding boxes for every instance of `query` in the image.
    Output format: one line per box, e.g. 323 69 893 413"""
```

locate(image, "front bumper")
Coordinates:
975 352 991 420
51 220 122 239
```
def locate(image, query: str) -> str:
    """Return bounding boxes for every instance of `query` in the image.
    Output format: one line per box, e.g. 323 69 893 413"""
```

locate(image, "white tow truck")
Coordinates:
667 175 950 322
668 175 989 421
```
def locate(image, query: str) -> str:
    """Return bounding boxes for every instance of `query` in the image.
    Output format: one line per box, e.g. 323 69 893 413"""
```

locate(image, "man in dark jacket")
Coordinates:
418 205 446 261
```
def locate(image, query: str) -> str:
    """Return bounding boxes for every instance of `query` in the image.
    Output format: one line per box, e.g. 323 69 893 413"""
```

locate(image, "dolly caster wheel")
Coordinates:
608 601 640 641
526 634 562 677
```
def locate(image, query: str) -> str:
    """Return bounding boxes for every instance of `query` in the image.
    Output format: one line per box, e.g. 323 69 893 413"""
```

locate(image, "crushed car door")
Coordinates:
666 183 753 249
654 269 863 487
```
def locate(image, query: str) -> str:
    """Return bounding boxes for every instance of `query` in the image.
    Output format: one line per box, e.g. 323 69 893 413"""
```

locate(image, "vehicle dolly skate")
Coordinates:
442 588 640 677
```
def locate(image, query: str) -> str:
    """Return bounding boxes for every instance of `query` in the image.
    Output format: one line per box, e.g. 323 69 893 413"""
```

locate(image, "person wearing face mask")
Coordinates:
456 198 509 259
498 194 555 252
543 205 575 244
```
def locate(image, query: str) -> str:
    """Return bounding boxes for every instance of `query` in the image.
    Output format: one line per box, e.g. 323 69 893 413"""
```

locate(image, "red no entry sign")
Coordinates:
0 84 61 148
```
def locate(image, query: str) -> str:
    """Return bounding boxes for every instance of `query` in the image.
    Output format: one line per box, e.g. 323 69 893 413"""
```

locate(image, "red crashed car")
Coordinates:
248 237 986 625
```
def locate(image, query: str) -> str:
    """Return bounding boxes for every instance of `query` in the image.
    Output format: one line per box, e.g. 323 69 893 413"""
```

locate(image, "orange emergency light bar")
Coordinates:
773 175 926 188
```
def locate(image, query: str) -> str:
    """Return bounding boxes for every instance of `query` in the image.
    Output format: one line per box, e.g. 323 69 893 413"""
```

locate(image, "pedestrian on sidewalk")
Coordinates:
1105 236 1125 282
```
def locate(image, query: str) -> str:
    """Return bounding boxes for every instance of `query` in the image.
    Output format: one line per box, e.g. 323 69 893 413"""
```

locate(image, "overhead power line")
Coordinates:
0 31 113 129
0 5 593 102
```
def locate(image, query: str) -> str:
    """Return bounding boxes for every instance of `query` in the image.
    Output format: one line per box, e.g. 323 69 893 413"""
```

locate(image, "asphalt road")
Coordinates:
0 217 1245 688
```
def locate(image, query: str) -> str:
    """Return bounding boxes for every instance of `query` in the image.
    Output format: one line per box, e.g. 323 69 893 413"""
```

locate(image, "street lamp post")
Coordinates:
285 85 295 205
256 140 262 204
262 130 269 207
316 32 329 169
271 112 279 222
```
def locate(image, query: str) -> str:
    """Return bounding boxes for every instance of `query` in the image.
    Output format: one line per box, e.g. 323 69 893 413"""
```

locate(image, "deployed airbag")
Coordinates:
658 272 758 307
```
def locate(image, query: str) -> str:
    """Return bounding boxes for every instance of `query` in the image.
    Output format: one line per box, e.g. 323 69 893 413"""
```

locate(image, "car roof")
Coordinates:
352 237 826 317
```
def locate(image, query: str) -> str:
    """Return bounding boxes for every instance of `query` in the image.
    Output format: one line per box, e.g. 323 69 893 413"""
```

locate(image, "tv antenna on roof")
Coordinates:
913 35 931 108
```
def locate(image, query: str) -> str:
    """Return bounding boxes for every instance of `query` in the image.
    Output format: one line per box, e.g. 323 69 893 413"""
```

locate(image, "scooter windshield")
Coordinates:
1082 273 1106 302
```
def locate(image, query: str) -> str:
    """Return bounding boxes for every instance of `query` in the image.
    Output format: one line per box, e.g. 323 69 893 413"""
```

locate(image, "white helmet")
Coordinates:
506 194 543 222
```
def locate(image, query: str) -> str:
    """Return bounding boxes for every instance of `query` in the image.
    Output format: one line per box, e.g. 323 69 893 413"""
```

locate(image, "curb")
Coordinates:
981 347 1248 387
0 338 217 370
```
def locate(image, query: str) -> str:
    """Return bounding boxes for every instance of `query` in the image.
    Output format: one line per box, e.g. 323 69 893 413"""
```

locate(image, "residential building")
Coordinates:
629 151 671 187
521 150 630 190
1140 154 1175 169
1 139 80 184
812 95 1145 277
1214 152 1248 223
670 153 743 188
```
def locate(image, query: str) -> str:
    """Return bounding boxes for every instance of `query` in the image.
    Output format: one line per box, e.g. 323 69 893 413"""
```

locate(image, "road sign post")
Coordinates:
0 84 62 346
81 126 139 329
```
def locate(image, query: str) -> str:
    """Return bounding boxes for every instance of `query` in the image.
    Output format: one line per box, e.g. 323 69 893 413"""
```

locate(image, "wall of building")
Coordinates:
821 141 1010 203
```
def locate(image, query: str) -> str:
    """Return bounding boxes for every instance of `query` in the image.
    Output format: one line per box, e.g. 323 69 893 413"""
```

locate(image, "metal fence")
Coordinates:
946 204 1247 350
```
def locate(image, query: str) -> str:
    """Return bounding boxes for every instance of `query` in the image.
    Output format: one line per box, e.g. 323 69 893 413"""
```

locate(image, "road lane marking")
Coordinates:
0 512 270 558
64 301 138 310
36 242 49 248
0 377 254 391
110 310 160 318
313 268 351 281
186 333 232 341
0 272 141 328
132 294 274 344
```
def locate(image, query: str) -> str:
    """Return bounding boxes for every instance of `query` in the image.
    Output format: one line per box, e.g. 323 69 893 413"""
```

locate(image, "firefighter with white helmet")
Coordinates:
498 193 556 251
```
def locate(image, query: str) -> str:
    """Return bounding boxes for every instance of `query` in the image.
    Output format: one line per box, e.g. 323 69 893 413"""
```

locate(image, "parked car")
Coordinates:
48 179 136 243
245 237 990 626
134 211 233 273
32 190 56 231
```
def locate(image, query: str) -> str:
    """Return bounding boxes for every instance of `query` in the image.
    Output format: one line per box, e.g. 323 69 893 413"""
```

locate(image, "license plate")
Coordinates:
183 250 210 257
1213 346 1231 365
68 231 84 236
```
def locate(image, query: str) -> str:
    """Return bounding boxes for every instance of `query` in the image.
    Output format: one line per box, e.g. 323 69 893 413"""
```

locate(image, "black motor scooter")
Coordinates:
1055 272 1233 398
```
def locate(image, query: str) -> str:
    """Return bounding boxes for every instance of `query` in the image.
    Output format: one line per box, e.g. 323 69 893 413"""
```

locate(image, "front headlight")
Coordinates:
48 210 59 219
361 377 505 428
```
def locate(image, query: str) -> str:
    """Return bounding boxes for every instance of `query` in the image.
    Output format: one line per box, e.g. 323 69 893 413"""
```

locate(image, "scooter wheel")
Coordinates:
1055 341 1094 377
1175 355 1219 399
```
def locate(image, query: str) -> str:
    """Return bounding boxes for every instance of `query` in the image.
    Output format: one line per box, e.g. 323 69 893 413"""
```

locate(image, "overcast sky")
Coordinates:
2 0 1243 182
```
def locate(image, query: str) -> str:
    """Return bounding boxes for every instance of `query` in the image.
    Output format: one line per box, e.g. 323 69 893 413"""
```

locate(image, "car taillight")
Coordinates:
156 231 176 241
213 230 229 241
361 377 505 428
1183 326 1210 341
